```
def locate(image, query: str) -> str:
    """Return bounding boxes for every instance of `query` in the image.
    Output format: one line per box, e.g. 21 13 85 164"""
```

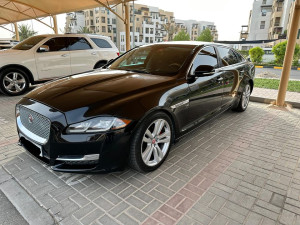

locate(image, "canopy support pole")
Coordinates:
52 15 58 34
124 2 130 51
14 22 19 41
276 0 300 106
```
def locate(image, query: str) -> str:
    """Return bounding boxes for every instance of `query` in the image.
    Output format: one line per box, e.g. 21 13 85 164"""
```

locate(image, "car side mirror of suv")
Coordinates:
37 45 50 53
192 65 215 77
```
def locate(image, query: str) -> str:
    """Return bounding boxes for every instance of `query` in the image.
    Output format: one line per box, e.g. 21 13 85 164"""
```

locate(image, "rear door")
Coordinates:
216 47 245 106
68 37 98 74
35 37 71 79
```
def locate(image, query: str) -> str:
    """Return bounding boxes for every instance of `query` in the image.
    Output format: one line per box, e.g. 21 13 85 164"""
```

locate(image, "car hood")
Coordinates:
0 49 25 55
25 69 175 119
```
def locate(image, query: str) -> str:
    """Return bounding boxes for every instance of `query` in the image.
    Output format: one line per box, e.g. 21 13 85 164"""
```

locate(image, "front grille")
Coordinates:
19 106 51 141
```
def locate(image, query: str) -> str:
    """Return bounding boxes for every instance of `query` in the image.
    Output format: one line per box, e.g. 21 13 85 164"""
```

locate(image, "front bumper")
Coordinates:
16 98 131 173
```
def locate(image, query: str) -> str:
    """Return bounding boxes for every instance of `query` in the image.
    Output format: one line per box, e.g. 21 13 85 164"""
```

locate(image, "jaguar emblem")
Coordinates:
28 114 34 124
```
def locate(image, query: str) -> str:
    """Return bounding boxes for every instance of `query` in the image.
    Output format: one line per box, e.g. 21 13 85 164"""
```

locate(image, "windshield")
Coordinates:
109 45 195 76
12 36 46 50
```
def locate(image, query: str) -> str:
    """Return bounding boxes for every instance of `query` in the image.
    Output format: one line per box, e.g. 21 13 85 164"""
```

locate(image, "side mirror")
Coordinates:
37 45 49 53
192 65 215 77
247 57 251 62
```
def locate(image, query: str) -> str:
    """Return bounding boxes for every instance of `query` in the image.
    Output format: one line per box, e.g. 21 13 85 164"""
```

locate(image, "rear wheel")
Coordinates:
0 68 29 96
233 83 251 112
129 112 174 172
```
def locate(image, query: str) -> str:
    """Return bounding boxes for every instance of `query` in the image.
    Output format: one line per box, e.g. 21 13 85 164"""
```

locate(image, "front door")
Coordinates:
35 37 71 80
187 46 224 126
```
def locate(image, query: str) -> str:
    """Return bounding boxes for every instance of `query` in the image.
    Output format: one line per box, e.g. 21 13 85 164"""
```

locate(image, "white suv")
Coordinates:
0 34 119 96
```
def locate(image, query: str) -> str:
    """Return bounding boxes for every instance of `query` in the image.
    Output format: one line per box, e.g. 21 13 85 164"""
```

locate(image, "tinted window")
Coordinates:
68 37 92 51
217 47 240 66
191 47 219 74
12 36 46 50
110 45 194 76
91 38 112 48
42 37 68 52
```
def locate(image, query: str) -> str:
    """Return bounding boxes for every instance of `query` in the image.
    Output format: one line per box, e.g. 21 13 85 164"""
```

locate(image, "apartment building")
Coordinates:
84 7 118 44
241 0 293 42
65 11 85 33
117 4 176 52
175 19 218 41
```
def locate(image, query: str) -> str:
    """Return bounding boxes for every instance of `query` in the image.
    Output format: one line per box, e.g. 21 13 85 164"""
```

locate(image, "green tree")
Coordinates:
13 24 37 41
196 28 213 42
162 23 179 41
272 41 300 65
249 47 265 63
173 30 190 41
77 26 92 34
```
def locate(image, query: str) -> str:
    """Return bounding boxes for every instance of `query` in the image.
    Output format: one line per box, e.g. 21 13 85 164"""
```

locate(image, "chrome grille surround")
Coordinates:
18 106 51 144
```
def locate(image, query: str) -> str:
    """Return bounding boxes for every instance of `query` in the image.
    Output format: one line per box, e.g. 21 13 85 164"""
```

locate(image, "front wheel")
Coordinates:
0 68 29 96
233 83 251 112
129 112 174 172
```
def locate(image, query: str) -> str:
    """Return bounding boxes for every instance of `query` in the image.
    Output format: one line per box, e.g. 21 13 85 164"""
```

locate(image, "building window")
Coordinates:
262 0 267 4
90 11 93 17
112 19 116 24
260 21 265 29
113 28 116 33
114 37 117 43
298 29 300 39
107 18 110 24
262 9 267 16
101 17 105 23
90 20 94 26
146 28 149 34
146 37 149 43
150 28 154 34
102 26 106 32
96 17 99 23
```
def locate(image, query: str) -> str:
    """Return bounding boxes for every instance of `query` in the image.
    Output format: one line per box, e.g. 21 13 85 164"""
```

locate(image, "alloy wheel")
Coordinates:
242 84 251 109
3 72 26 94
141 119 171 167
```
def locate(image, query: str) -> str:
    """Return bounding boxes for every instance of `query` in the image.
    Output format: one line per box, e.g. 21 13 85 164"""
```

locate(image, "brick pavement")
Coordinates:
1 92 300 225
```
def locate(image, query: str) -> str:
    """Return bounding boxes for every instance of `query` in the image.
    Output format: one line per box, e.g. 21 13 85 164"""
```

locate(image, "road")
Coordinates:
255 67 300 80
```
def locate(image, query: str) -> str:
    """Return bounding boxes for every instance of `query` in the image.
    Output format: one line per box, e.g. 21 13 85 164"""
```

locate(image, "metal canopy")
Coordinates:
0 0 130 25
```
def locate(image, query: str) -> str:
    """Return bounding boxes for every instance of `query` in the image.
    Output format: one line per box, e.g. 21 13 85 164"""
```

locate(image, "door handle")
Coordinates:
61 54 68 57
91 52 97 55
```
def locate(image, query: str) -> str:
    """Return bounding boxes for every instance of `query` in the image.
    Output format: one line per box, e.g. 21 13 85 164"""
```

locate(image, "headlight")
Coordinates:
66 117 131 133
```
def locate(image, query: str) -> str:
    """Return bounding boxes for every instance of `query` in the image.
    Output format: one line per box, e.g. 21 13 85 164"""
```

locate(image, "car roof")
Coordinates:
33 34 111 40
140 41 230 48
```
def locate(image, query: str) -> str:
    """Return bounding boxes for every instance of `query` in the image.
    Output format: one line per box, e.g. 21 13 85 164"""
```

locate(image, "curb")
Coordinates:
255 66 300 70
250 96 300 109
0 168 55 225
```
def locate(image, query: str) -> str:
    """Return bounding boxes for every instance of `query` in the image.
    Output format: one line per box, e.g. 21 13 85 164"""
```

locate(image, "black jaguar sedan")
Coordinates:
16 42 255 173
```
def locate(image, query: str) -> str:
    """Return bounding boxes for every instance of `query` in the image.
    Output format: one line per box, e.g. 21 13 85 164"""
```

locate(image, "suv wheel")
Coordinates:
0 68 29 96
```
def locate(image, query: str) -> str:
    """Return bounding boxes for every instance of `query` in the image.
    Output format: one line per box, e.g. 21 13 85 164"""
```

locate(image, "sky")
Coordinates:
0 0 254 41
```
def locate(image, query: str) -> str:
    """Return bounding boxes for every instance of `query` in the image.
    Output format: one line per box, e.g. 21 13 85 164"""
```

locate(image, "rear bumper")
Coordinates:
16 98 131 173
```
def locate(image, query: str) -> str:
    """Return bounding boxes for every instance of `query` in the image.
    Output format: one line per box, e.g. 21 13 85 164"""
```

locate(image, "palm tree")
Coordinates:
162 23 178 41
77 26 92 34
13 24 37 41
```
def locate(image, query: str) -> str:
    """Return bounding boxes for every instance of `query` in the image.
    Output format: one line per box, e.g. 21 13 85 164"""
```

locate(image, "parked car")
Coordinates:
0 34 119 96
16 42 255 173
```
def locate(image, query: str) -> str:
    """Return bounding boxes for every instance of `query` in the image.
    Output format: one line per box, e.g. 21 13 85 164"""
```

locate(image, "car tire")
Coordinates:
129 112 174 172
233 83 251 112
0 68 29 96
94 61 107 69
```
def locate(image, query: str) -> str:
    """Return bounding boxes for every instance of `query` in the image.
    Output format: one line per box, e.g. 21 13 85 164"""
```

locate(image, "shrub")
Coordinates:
272 41 300 64
249 47 264 63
